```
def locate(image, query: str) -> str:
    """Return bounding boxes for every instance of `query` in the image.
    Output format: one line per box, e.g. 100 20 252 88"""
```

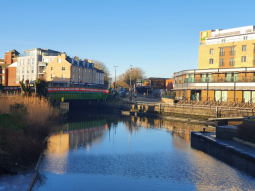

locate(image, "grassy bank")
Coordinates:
0 95 59 174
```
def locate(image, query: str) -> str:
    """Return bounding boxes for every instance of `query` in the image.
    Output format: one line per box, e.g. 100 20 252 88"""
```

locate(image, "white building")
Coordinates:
16 48 62 84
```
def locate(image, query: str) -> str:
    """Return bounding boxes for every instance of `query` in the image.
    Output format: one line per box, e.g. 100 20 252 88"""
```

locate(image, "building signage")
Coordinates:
201 31 208 41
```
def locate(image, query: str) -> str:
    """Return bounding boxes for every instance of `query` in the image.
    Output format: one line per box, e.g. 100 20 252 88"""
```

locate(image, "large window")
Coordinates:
220 58 224 66
230 58 235 66
210 49 214 54
230 47 235 55
242 45 247 51
220 48 224 56
209 59 214 64
242 56 246 62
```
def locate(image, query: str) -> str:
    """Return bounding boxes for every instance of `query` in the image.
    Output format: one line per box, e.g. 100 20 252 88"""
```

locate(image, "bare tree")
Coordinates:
116 67 146 89
92 60 111 86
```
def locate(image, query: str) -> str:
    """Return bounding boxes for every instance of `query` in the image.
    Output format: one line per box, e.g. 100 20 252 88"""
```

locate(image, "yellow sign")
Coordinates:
202 32 208 38
201 31 208 41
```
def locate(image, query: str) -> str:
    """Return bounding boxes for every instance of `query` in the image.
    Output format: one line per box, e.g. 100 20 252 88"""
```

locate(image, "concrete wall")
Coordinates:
191 132 255 177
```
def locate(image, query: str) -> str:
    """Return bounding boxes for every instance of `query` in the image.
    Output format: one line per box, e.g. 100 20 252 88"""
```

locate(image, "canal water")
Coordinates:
33 115 255 191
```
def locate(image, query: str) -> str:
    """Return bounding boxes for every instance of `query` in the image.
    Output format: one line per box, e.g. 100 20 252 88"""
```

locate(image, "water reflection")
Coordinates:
33 116 255 191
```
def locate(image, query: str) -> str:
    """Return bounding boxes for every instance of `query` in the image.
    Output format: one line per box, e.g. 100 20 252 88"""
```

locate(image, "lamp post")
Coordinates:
114 66 118 90
130 65 132 100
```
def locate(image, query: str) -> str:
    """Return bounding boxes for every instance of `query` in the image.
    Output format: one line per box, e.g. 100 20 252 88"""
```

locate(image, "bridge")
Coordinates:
47 87 110 100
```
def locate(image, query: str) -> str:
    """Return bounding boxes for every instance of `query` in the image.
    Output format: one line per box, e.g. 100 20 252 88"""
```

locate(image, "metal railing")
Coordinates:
230 51 235 55
229 61 235 66
184 76 255 83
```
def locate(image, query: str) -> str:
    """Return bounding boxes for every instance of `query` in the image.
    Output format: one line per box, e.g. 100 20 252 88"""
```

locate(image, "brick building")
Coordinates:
4 49 19 65
174 25 255 103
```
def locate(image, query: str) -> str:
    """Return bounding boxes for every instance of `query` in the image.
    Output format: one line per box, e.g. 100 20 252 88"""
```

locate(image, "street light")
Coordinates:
130 65 132 100
114 66 118 90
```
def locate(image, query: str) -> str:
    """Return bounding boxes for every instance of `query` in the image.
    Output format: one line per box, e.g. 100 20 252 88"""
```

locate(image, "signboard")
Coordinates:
136 79 151 87
201 31 208 41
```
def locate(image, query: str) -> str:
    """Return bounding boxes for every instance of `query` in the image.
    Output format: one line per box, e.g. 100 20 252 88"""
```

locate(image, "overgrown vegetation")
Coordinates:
237 123 255 144
0 95 59 174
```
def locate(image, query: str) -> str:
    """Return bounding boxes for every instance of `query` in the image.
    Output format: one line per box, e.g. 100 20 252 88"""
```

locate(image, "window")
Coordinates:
85 69 86 74
89 70 90 74
230 58 235 66
79 68 81 73
57 59 61 63
62 75 65 80
51 74 54 79
31 66 34 73
230 47 235 55
79 76 81 82
242 56 246 62
85 77 86 81
210 49 214 54
209 59 214 64
27 67 29 73
244 36 248 40
23 59 26 65
220 58 224 66
73 75 75 80
51 67 54 71
62 67 65 71
242 45 247 51
27 59 30 65
2 76 4 80
220 48 224 56
2 70 4 74
73 68 75 72
179 76 182 83
222 39 225 43
22 67 24 73
32 58 35 65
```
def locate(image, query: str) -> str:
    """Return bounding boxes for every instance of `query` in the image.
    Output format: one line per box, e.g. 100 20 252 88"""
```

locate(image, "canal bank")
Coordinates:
191 131 255 177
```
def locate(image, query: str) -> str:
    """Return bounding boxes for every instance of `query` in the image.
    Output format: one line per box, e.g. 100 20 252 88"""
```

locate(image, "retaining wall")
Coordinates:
191 132 255 177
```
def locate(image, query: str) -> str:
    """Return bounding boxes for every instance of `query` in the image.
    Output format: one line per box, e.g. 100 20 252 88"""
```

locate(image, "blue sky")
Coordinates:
1 0 255 79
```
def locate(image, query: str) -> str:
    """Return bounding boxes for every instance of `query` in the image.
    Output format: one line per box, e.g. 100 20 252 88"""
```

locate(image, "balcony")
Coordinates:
39 66 46 74
219 52 225 56
229 61 235 66
229 51 235 55
184 76 255 83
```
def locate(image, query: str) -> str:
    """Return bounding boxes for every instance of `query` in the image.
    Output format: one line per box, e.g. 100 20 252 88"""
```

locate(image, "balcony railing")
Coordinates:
184 76 255 83
219 62 224 66
219 52 225 56
229 61 235 66
230 51 235 55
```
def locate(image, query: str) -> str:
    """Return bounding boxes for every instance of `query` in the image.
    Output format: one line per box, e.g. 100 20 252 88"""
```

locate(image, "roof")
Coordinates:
0 64 10 69
8 62 17 67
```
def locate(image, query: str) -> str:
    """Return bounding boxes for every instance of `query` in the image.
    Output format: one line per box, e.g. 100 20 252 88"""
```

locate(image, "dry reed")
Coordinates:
0 94 59 126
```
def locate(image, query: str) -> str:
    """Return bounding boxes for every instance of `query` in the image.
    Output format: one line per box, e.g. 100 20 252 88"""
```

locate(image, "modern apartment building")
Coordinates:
16 48 62 84
174 25 255 103
45 53 104 87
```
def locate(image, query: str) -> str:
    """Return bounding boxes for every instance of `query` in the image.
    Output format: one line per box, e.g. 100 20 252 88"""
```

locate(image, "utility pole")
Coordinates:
114 66 118 90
